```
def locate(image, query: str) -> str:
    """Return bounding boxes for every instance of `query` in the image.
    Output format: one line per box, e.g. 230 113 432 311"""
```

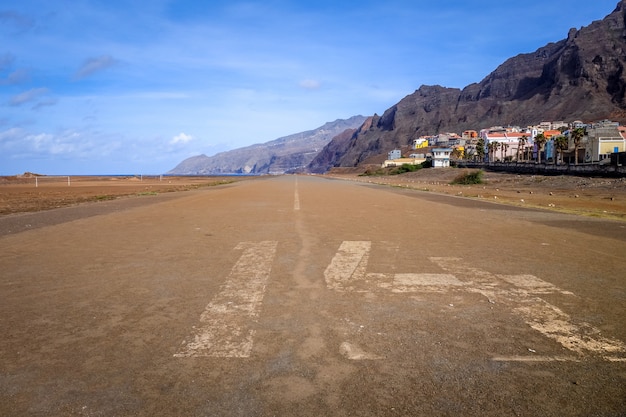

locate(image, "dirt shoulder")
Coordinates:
324 167 626 221
0 175 243 216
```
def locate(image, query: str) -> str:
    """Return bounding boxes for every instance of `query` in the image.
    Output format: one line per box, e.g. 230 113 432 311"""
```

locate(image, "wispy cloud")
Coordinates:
32 98 58 110
0 10 35 32
299 79 321 90
0 53 15 71
1 68 30 85
0 127 120 158
170 132 193 145
9 87 50 106
73 55 118 80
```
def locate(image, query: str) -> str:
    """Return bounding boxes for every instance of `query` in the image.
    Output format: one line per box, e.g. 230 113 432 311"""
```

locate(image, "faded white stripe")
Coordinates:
175 241 278 358
491 356 580 362
294 177 300 211
429 257 626 359
324 241 371 291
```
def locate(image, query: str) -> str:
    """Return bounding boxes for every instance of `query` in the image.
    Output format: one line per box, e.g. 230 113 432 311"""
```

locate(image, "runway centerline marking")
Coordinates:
175 241 278 358
294 177 300 211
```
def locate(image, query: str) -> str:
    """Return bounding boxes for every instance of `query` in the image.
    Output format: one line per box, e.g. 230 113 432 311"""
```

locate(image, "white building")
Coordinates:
431 148 452 168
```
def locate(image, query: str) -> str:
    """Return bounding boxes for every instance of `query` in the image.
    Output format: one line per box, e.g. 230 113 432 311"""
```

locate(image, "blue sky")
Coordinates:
0 0 620 174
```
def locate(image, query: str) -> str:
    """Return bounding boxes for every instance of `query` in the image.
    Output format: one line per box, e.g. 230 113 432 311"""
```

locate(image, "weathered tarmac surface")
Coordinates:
1 175 625 416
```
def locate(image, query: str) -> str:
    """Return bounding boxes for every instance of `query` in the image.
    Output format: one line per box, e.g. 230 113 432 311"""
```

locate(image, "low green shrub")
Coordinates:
451 170 484 185
390 163 422 175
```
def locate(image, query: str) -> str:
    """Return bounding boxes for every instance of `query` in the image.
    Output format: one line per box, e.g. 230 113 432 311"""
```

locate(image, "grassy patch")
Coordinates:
360 163 429 177
95 195 116 201
451 170 484 185
390 164 422 175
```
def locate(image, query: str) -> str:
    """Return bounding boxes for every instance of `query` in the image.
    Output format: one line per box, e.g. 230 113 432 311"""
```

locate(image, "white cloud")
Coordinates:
299 79 321 90
170 132 193 144
73 55 118 80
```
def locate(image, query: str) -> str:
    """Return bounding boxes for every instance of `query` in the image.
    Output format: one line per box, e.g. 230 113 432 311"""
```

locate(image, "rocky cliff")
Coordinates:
313 1 626 171
168 116 367 175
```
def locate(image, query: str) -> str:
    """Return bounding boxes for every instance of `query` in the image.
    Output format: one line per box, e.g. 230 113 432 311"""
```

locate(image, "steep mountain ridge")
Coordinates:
312 1 626 171
168 116 367 175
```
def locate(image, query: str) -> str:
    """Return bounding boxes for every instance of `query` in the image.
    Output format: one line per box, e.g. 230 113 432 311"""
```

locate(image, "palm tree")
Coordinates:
476 137 485 162
534 133 547 164
517 135 528 162
501 142 509 161
554 135 569 164
488 142 500 162
571 127 585 165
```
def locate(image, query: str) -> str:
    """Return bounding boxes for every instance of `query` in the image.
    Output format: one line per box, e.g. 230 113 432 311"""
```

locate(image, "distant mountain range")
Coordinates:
171 1 626 175
168 116 366 175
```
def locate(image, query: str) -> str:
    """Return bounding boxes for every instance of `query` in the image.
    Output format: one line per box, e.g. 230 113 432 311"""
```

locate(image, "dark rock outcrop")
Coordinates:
316 1 626 170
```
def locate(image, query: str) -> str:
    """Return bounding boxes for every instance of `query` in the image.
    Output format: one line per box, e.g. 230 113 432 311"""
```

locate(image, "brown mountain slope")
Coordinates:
312 1 626 171
168 116 366 175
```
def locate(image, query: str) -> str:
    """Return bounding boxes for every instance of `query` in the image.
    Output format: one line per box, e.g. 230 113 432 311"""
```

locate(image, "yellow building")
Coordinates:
413 138 429 149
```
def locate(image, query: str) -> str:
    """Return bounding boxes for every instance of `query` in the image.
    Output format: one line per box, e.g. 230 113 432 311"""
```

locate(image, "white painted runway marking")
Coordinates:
294 177 300 211
324 241 371 291
323 242 625 362
392 273 465 293
429 257 626 361
491 356 581 363
324 242 469 293
175 241 278 358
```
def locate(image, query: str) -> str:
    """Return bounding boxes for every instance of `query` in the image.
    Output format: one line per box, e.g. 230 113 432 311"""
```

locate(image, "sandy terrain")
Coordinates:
0 175 625 416
0 175 243 216
326 168 626 221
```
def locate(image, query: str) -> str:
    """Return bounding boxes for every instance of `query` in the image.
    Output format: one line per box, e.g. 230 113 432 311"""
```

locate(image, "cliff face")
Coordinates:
168 116 367 175
306 126 359 174
316 1 626 170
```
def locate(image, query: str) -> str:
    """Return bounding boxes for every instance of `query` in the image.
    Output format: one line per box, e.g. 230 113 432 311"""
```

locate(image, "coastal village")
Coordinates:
383 119 626 169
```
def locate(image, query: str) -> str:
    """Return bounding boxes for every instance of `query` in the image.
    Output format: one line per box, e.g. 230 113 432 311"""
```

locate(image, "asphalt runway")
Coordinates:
1 175 625 416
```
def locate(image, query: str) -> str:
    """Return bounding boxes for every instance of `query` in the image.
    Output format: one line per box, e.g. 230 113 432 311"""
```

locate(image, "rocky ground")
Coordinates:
325 167 626 221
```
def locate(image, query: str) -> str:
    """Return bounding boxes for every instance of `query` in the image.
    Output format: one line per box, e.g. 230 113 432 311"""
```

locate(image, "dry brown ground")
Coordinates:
325 167 626 221
0 175 242 215
1 175 625 416
2 171 626 221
